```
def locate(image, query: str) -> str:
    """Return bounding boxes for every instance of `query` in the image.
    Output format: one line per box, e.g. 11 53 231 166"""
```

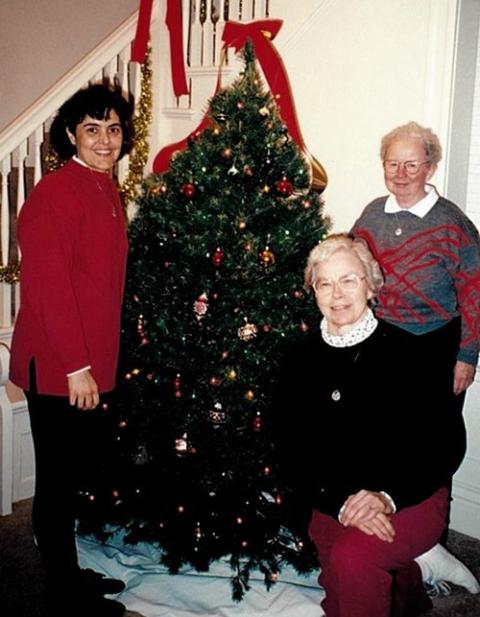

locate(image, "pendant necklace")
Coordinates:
88 169 118 218
330 349 361 402
393 212 402 236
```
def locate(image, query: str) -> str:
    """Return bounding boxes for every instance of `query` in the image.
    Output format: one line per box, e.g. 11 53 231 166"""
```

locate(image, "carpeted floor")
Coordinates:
1 498 480 617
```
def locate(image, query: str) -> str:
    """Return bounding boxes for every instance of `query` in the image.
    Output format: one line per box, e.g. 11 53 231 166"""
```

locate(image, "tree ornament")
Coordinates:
259 106 270 116
175 433 188 452
244 389 255 401
227 368 237 380
194 292 209 320
228 163 240 175
211 247 224 267
173 373 182 398
237 101 245 109
149 182 167 195
181 182 196 197
222 147 233 158
275 176 293 197
259 248 276 267
209 376 222 386
300 321 309 332
238 322 258 341
262 184 270 193
253 414 262 431
243 165 253 176
237 218 247 230
210 403 226 426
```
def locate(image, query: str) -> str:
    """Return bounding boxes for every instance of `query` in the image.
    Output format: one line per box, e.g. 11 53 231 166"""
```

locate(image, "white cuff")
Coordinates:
67 365 91 377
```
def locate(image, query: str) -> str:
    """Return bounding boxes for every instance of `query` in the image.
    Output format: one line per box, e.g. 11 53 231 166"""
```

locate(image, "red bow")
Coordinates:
221 20 304 149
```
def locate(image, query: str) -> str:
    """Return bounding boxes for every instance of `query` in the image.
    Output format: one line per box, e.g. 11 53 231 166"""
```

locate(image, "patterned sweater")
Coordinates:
352 196 480 366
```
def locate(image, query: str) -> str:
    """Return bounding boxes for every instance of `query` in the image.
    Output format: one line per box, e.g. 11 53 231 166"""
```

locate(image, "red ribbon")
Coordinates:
166 0 189 96
153 115 212 173
222 20 305 149
153 18 310 174
131 0 188 97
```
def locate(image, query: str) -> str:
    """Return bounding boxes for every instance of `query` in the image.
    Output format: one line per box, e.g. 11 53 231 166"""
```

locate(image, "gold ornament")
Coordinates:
244 389 255 401
259 248 276 267
238 322 258 341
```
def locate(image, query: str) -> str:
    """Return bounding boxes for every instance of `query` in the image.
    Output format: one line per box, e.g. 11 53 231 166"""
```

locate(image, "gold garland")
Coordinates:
3 47 153 285
0 263 20 284
120 46 152 208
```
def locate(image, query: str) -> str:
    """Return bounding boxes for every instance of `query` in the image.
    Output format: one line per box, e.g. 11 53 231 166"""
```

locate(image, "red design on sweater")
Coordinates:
357 226 480 349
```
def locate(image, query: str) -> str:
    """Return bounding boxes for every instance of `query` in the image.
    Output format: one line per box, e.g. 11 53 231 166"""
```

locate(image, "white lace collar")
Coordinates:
320 308 378 347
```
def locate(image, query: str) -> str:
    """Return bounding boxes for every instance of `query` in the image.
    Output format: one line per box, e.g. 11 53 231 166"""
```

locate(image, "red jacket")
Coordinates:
10 159 128 396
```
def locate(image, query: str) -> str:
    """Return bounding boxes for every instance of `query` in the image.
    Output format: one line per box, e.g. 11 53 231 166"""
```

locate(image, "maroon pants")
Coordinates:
308 487 449 617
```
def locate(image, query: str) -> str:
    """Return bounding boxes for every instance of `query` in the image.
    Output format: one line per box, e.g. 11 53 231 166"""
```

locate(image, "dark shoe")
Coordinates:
80 567 126 595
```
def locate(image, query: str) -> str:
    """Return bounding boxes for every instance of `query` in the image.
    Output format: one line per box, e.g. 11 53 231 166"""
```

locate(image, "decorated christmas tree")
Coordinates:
79 43 329 599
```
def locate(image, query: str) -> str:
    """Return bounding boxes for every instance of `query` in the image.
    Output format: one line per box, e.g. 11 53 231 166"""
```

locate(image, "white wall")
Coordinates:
272 0 458 231
0 0 138 131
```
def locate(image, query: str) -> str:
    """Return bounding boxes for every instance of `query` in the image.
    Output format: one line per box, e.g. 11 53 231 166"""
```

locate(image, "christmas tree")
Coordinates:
79 43 329 599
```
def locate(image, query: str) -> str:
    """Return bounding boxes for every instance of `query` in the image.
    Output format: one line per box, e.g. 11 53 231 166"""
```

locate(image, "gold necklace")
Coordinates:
88 169 118 218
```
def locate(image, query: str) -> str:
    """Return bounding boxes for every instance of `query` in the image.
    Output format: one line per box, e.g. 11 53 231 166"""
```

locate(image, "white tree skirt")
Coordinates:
78 532 325 617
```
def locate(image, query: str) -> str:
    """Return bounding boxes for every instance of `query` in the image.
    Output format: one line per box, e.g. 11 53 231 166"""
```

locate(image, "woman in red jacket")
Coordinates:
9 84 133 617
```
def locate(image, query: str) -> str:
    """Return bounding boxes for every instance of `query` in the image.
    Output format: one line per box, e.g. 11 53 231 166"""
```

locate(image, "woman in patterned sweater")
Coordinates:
352 121 480 399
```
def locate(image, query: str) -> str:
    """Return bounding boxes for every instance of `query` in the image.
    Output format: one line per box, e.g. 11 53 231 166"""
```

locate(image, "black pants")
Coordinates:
26 363 112 581
389 318 467 541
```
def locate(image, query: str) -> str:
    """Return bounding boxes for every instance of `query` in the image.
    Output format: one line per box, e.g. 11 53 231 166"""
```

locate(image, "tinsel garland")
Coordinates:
0 263 20 284
120 46 152 208
3 48 153 285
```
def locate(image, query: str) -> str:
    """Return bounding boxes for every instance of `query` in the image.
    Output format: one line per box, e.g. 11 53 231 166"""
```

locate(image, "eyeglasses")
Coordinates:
313 273 366 296
383 160 429 175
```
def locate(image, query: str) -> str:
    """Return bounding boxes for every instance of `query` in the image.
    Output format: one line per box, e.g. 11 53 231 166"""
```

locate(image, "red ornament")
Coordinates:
212 247 224 267
181 183 196 197
253 415 262 431
275 177 293 197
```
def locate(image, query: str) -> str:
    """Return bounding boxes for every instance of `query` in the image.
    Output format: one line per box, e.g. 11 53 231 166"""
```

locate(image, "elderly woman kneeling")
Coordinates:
275 233 469 617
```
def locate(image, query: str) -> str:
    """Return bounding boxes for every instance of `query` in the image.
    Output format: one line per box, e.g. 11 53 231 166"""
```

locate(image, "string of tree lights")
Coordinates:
76 43 329 600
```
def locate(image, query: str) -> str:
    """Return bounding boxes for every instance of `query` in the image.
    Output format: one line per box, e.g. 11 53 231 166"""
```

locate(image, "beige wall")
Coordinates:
0 0 138 131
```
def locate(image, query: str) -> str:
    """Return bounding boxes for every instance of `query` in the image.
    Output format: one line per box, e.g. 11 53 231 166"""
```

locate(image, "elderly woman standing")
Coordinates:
9 84 132 617
275 234 478 617
352 121 480 398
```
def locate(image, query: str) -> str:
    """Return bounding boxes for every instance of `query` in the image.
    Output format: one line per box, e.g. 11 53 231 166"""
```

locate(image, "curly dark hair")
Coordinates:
49 83 134 161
